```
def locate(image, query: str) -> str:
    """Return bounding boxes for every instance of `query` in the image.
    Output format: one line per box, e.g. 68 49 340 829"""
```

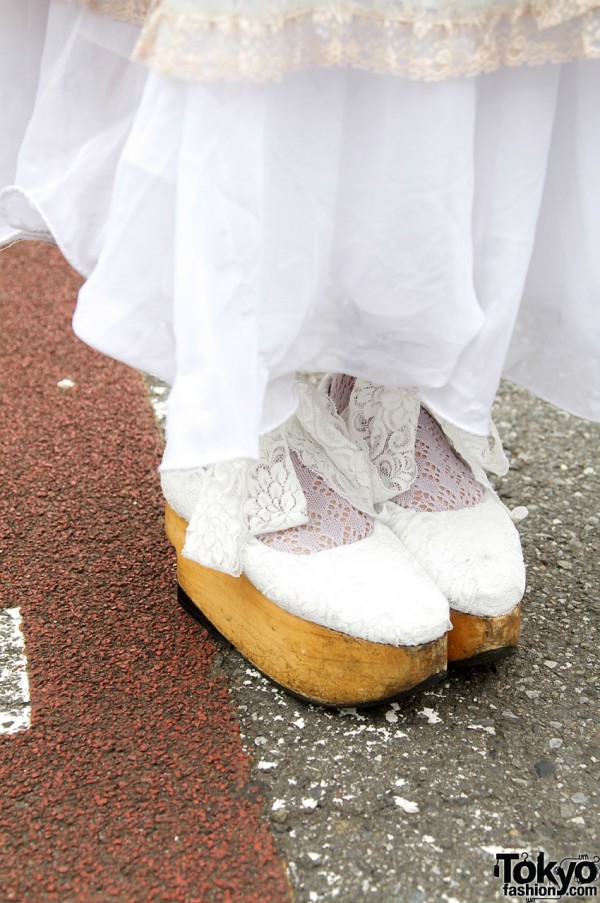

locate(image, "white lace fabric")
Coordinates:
381 493 526 616
260 451 373 555
244 521 451 646
325 374 524 617
286 380 387 517
169 376 390 575
393 408 483 512
344 380 421 497
165 372 511 575
329 373 500 513
128 0 600 82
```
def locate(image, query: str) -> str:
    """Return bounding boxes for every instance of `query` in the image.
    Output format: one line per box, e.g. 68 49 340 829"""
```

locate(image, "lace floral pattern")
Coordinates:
436 412 510 484
287 379 389 516
181 423 309 575
244 428 308 535
329 372 505 512
178 375 389 574
79 0 150 25
245 521 450 646
182 458 251 576
131 1 600 82
328 372 355 417
393 408 483 512
345 380 420 497
177 372 511 574
329 373 421 497
260 451 373 554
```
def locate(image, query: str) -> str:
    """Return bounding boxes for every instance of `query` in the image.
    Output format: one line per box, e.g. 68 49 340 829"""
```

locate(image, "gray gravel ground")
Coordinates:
149 378 599 903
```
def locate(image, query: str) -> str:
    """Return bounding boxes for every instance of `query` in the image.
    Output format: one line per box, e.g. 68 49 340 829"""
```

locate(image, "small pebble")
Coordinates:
394 797 419 813
533 759 555 778
418 707 442 725
511 506 529 522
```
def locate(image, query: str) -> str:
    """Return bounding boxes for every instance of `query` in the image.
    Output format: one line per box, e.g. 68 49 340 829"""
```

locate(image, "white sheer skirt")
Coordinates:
1 0 599 469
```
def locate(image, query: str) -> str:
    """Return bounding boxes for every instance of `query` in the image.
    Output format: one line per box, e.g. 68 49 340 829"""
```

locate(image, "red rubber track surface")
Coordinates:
0 243 290 903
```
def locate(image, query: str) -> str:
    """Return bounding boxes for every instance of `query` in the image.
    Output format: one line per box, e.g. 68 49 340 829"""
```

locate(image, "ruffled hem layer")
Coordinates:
80 0 600 83
133 0 600 83
1 1 599 470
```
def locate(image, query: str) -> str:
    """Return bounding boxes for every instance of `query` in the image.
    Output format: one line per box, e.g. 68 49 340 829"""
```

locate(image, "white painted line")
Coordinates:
0 608 31 735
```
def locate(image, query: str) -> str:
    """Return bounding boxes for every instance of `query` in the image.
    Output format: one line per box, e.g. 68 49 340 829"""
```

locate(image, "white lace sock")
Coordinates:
259 451 374 554
328 374 483 513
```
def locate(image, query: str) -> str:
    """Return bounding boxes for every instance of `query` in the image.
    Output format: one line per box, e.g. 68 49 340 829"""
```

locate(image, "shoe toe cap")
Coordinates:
443 553 525 616
243 522 450 647
384 493 526 617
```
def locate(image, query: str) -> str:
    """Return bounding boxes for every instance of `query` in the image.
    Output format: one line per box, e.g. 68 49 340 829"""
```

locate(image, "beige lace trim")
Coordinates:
79 0 150 25
125 1 600 82
78 0 600 28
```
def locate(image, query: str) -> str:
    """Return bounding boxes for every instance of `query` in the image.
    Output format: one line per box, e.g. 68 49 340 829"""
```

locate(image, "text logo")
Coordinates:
494 852 599 900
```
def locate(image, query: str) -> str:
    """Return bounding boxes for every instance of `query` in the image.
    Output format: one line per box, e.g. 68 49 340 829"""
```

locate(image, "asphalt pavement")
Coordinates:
179 385 600 902
147 345 600 902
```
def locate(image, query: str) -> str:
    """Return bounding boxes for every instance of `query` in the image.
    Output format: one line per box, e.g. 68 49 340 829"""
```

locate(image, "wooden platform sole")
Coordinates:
447 605 521 668
165 504 447 708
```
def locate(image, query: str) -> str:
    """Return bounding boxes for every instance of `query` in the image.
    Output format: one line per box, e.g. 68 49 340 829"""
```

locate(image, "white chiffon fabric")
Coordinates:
1 0 599 471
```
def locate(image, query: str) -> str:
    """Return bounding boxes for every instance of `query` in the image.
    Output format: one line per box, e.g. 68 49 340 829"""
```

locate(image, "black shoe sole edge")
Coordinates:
177 584 447 711
449 646 518 669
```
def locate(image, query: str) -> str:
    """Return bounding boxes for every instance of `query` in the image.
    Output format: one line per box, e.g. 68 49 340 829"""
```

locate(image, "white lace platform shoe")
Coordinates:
328 375 526 667
162 379 450 707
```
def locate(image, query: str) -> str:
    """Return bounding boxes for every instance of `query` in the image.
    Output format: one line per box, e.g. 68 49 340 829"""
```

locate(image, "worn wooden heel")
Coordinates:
165 504 448 708
447 605 521 668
